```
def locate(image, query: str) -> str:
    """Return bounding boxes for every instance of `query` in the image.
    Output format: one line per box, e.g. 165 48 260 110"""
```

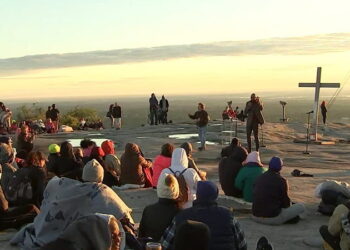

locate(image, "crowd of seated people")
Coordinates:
1 131 347 250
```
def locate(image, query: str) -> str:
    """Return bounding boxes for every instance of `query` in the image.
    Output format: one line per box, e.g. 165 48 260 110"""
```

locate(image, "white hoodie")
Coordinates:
158 148 201 208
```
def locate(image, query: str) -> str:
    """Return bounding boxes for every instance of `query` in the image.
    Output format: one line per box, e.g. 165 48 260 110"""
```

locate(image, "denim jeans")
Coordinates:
198 125 207 148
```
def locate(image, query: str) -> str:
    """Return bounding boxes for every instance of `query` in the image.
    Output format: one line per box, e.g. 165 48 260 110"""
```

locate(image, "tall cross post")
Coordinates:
299 67 340 141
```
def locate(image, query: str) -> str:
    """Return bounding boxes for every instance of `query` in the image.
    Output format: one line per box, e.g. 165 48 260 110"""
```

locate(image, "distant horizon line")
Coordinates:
2 90 349 103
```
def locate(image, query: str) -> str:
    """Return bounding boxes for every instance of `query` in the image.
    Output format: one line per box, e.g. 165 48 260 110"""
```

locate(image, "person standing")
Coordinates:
149 93 159 125
112 102 122 130
107 104 114 128
320 100 327 125
45 106 51 120
244 93 264 152
50 104 60 133
159 95 169 124
188 103 209 151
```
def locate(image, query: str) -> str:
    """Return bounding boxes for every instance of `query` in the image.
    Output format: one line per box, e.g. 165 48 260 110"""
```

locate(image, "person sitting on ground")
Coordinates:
21 151 47 207
219 146 248 198
102 140 121 187
161 181 247 250
0 143 17 191
159 148 201 209
180 142 206 180
252 156 306 225
51 141 83 180
95 119 104 130
10 120 18 134
235 151 266 202
16 124 34 160
152 143 174 188
44 118 55 133
78 118 88 130
41 213 125 250
319 200 350 250
10 159 133 249
221 137 241 158
0 164 40 231
222 106 231 120
46 144 60 174
237 110 246 122
90 146 118 187
74 147 84 162
174 220 211 250
139 174 181 241
0 136 23 168
119 143 152 186
80 138 96 164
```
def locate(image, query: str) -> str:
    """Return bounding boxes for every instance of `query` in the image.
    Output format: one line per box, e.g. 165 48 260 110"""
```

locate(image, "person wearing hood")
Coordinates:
41 213 125 250
11 159 132 249
139 174 181 241
161 181 247 250
102 140 121 187
158 148 201 208
152 143 174 187
0 143 17 191
252 156 306 225
219 146 248 198
235 151 266 202
119 143 152 186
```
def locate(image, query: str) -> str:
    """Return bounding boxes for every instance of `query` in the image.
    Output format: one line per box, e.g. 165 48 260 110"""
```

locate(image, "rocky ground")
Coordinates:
1 121 350 249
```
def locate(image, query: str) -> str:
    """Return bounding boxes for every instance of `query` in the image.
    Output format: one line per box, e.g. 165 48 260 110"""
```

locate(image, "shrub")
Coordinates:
60 107 100 128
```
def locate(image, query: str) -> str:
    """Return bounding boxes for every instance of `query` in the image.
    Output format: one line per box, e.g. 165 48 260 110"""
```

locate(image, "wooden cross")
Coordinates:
299 67 340 140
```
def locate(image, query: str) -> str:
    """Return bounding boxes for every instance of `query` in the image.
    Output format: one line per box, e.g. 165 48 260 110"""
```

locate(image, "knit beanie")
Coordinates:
83 159 104 183
196 181 218 202
269 156 283 172
48 144 60 154
246 151 263 166
157 174 180 200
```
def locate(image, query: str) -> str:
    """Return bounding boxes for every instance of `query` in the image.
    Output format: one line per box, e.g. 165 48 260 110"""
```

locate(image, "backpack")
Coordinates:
5 168 33 205
168 168 188 203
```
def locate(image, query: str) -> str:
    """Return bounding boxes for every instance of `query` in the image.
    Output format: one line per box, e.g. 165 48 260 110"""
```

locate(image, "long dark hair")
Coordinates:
60 141 75 160
109 104 114 112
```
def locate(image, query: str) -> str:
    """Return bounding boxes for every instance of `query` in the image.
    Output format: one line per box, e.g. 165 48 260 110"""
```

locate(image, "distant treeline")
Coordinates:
15 104 101 128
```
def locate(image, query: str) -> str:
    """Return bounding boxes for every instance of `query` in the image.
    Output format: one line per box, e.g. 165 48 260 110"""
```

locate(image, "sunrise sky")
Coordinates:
1 0 350 99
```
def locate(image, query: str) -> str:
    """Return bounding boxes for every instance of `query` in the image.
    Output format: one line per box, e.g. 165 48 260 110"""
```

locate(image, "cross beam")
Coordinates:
298 67 340 140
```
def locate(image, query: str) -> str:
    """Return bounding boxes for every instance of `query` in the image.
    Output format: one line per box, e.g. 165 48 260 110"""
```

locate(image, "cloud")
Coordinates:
1 33 350 73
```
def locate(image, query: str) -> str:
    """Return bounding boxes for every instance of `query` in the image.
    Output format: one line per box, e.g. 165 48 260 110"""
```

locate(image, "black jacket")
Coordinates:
112 106 121 118
139 198 180 241
219 147 247 197
252 170 291 217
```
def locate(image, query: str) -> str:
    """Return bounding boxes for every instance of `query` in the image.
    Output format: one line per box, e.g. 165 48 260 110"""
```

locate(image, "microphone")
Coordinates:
306 110 314 114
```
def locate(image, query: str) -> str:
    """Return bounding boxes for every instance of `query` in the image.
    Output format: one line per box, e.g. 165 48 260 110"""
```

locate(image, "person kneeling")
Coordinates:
252 157 306 225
